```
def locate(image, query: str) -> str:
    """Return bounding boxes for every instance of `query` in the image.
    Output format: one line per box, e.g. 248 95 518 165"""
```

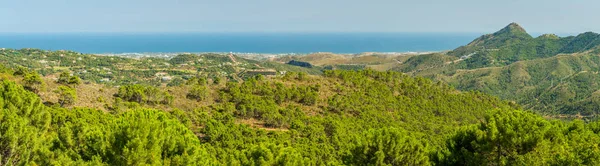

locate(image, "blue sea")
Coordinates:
0 33 482 54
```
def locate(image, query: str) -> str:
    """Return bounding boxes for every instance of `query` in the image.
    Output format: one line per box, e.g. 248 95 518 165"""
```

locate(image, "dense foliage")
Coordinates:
3 68 600 165
116 84 174 105
440 109 600 165
22 70 45 93
3 63 600 165
57 71 81 85
56 85 77 106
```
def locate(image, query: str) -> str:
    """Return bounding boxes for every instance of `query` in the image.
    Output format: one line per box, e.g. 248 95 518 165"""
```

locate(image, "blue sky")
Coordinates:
1 0 598 33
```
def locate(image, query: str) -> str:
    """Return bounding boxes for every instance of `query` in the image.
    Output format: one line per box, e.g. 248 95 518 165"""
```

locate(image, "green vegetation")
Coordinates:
273 53 411 71
3 66 600 165
348 128 430 165
392 23 600 117
57 71 81 85
440 109 600 165
56 85 77 106
116 84 174 105
324 64 367 71
0 49 321 86
394 53 457 73
6 22 600 164
445 23 595 68
23 71 45 93
187 84 209 101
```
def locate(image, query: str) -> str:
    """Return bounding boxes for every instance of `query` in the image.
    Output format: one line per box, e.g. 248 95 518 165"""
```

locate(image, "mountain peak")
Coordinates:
494 22 528 36
507 22 524 29
448 23 533 57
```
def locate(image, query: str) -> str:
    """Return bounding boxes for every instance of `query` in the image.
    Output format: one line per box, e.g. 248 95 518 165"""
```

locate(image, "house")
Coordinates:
155 72 169 77
161 76 172 82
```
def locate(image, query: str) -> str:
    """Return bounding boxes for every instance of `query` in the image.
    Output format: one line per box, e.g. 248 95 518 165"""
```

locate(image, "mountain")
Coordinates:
448 23 533 57
395 23 600 116
560 32 600 53
441 53 600 115
446 23 600 69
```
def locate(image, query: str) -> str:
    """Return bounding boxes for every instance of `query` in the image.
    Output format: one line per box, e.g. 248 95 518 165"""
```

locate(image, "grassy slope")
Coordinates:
3 65 518 150
272 52 418 71
389 23 600 117
404 51 600 116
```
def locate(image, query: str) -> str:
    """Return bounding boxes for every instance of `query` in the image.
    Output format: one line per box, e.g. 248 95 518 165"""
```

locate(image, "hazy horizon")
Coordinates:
2 0 599 34
0 32 483 53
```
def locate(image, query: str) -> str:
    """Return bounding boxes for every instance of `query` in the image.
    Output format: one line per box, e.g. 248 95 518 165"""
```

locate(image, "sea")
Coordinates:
0 33 483 54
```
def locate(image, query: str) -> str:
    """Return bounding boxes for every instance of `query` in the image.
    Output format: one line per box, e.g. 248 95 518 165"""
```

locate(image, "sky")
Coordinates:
1 0 598 33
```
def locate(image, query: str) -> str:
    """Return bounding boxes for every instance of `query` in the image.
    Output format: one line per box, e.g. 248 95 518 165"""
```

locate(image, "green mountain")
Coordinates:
396 23 600 117
448 23 533 57
443 53 600 115
560 32 600 53
447 23 600 69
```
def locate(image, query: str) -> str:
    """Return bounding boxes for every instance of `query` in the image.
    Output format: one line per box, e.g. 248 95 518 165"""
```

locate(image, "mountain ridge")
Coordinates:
446 23 600 69
396 23 600 116
448 23 533 58
493 22 528 36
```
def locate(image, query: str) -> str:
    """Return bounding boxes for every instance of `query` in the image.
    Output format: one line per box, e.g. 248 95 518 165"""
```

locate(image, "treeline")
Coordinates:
3 68 600 165
1 83 217 165
116 84 174 105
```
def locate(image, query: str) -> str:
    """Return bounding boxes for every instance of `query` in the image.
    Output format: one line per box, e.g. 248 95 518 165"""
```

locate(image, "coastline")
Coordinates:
95 51 442 60
0 32 478 55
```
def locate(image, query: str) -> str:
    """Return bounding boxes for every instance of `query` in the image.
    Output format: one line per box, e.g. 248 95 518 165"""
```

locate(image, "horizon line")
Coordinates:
0 31 583 36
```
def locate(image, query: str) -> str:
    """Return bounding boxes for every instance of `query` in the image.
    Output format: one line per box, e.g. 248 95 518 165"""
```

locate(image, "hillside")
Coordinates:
446 23 600 69
272 52 419 71
5 60 600 164
0 49 322 86
437 52 600 115
448 23 533 58
394 23 600 117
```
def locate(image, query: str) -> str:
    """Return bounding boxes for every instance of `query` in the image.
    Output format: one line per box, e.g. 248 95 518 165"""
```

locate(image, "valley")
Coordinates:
278 23 600 119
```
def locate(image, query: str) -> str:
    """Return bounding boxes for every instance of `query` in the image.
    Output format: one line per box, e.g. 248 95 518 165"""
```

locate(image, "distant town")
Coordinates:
97 51 438 60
